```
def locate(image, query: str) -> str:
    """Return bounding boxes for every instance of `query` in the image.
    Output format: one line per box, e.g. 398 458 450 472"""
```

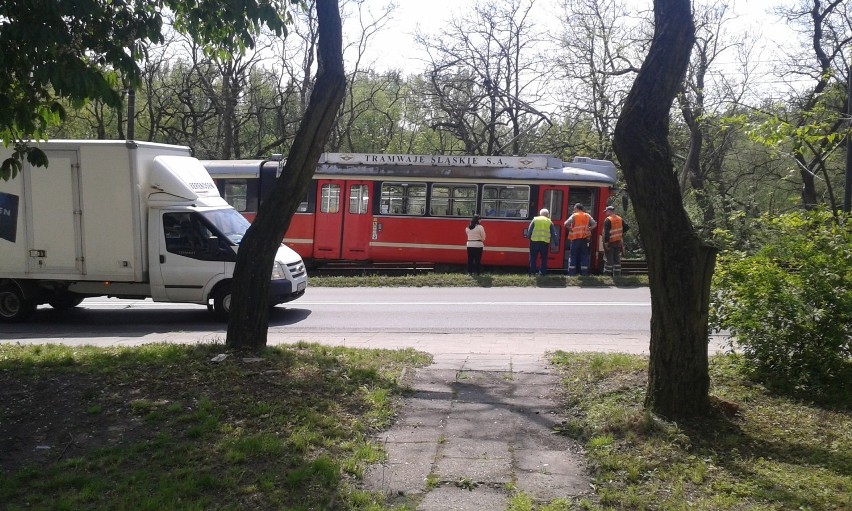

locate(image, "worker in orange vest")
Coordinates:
564 203 597 276
602 205 629 276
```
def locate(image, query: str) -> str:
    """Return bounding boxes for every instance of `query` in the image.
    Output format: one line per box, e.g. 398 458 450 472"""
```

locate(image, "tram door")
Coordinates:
538 186 568 267
313 180 372 260
341 181 371 260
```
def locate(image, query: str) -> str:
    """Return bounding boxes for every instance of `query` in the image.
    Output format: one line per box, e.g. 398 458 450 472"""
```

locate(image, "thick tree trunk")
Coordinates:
225 0 346 350
613 0 716 418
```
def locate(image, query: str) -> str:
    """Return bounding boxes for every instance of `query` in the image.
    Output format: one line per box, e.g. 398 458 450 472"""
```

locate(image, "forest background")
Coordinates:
44 0 851 253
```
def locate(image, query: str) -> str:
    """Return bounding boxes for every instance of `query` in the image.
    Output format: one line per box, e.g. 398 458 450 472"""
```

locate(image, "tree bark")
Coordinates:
613 0 716 418
225 0 346 350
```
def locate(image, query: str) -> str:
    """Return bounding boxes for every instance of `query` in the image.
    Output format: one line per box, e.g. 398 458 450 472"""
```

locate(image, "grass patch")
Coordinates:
0 342 430 510
507 492 575 511
8 317 844 510
550 352 851 510
310 272 647 288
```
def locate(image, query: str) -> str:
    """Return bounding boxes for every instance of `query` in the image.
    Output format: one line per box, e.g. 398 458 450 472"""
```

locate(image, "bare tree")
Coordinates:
556 0 646 160
773 0 851 210
333 70 406 152
613 0 717 418
332 1 406 151
416 0 552 155
676 1 747 231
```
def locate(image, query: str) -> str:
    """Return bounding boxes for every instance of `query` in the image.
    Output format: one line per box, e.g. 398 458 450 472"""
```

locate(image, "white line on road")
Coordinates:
73 300 650 308
270 301 649 307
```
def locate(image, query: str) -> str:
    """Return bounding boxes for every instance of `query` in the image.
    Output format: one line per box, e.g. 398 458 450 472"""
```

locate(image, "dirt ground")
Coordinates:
1 371 158 472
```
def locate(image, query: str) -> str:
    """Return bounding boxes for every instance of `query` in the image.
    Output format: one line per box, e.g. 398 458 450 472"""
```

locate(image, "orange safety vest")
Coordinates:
608 215 623 243
568 212 592 240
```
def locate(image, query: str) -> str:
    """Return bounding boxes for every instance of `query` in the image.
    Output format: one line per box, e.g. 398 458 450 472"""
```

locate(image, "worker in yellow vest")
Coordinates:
526 208 558 276
564 203 597 276
602 205 629 276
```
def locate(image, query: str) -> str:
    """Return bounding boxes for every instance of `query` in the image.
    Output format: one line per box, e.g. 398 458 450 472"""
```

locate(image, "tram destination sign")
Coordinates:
324 153 552 169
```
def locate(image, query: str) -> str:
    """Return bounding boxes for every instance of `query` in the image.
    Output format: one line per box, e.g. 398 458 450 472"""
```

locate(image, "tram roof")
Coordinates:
202 159 266 178
201 154 617 186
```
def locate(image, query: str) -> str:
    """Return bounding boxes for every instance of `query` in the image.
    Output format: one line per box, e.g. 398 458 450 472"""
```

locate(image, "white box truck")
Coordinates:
0 140 308 322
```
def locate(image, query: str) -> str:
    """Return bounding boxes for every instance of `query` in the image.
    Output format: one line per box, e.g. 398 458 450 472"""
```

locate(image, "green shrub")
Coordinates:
710 209 851 396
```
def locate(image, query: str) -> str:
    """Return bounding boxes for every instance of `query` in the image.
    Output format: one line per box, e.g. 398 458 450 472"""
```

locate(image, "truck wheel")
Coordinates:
48 294 85 310
212 286 232 320
0 285 35 323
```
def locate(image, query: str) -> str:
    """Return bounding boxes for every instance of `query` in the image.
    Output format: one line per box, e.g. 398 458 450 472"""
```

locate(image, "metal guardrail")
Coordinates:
310 261 435 276
620 259 648 275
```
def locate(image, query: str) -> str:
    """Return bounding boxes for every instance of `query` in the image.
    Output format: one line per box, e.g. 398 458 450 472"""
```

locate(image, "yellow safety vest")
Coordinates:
530 216 552 243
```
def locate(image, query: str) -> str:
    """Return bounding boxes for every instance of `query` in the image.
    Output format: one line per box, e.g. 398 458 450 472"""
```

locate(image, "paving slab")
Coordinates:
434 455 514 483
379 424 445 444
418 486 508 511
440 438 511 460
362 361 593 509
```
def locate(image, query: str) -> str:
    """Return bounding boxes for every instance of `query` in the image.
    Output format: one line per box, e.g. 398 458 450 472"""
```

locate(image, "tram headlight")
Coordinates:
270 261 287 280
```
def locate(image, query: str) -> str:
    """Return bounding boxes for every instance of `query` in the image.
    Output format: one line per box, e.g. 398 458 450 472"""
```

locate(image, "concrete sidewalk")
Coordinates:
267 330 728 357
362 356 588 510
273 332 727 510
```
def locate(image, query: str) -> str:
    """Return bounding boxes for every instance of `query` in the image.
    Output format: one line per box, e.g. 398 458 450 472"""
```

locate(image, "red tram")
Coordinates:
201 153 616 273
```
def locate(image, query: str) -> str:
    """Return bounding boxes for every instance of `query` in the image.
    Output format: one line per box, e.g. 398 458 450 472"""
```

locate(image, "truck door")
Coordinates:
538 186 567 269
25 150 84 275
154 211 227 303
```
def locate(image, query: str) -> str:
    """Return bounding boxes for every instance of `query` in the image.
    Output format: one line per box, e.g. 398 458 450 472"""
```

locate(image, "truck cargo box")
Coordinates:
0 140 191 282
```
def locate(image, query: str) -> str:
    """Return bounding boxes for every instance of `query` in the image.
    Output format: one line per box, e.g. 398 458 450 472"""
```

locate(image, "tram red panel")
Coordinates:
369 216 535 267
282 213 315 260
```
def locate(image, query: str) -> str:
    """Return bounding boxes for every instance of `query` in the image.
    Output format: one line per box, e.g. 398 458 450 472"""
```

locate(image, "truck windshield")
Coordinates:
199 208 251 245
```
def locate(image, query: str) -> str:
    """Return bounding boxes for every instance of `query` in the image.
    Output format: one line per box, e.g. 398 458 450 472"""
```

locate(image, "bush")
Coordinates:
710 209 851 396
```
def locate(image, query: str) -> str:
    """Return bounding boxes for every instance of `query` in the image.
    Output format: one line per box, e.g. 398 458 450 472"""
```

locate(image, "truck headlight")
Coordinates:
271 262 287 280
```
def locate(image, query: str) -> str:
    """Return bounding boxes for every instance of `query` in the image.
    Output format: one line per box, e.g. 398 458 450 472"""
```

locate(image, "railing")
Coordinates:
620 259 648 275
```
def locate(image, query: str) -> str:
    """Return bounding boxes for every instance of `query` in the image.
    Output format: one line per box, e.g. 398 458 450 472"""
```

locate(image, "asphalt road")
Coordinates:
1 286 726 356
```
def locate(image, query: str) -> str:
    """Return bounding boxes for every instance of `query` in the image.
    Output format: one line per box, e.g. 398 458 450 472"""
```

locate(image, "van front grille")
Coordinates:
287 260 307 279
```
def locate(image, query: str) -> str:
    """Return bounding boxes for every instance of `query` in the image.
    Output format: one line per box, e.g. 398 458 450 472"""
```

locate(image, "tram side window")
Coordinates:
297 191 309 212
349 184 369 214
380 183 426 215
430 184 477 217
221 179 259 213
321 183 340 213
482 185 530 218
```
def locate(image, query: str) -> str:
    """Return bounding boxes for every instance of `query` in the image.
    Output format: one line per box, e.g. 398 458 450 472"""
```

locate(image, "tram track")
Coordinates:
307 259 648 276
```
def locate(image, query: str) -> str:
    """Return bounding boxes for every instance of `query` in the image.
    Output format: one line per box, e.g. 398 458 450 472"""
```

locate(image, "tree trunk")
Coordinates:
794 152 819 209
225 0 346 350
612 0 716 418
222 72 235 160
